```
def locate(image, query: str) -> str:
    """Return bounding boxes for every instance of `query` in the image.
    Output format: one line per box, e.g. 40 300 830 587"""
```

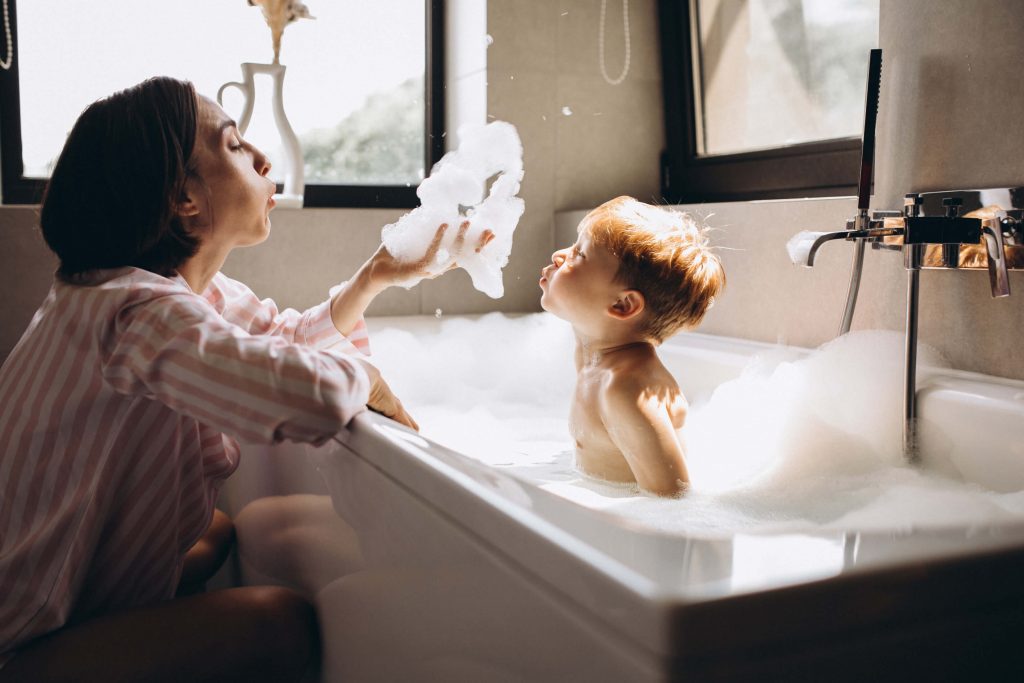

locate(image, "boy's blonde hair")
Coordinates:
581 196 725 342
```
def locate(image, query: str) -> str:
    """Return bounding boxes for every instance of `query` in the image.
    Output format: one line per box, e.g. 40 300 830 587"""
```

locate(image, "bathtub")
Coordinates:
219 315 1024 682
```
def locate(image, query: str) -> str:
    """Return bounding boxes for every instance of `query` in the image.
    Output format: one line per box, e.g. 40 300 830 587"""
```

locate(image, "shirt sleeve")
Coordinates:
100 291 371 445
205 272 371 356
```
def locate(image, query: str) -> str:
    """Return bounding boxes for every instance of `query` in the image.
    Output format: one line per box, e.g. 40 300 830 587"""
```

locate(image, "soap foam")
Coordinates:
368 314 1024 535
786 230 827 266
381 122 525 298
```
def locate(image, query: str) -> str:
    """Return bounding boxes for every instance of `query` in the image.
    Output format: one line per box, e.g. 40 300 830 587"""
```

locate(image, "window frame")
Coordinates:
657 0 861 204
0 0 445 208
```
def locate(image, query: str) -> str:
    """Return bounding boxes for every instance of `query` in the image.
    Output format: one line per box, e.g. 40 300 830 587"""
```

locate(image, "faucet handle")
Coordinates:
982 213 1010 298
1004 211 1023 245
904 193 923 217
943 196 964 217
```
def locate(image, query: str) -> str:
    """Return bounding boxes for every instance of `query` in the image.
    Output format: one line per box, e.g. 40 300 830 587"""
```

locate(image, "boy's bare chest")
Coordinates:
569 371 616 450
569 371 636 482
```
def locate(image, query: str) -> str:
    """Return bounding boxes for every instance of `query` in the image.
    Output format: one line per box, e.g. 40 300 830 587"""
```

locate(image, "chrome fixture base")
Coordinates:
803 187 1021 460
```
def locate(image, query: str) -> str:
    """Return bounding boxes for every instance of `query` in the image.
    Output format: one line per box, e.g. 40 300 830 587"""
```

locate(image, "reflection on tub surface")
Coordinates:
369 313 1024 535
223 314 1024 682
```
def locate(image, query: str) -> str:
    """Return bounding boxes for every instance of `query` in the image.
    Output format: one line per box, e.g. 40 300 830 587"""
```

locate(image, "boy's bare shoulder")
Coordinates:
600 352 687 427
601 352 680 401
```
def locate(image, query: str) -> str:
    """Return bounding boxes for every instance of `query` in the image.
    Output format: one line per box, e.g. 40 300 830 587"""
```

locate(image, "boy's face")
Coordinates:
539 227 622 326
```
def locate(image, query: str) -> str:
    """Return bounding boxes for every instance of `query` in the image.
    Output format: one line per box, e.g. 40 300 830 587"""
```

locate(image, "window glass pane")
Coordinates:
693 0 878 156
17 0 424 185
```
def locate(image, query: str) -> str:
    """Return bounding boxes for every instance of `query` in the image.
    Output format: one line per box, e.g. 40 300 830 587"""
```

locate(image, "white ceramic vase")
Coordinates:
217 62 304 209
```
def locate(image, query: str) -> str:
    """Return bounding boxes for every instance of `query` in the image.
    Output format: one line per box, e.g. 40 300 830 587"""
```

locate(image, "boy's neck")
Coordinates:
573 328 655 366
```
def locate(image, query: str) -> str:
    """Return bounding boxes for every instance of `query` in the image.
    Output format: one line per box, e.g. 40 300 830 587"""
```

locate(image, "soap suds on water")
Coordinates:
369 314 1024 535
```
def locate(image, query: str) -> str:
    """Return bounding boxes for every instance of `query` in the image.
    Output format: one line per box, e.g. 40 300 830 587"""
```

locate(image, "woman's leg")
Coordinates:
177 508 236 596
0 586 319 683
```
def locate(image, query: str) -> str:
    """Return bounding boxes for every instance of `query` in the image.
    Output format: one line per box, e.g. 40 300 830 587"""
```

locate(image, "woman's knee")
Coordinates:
204 509 236 557
177 510 237 594
243 587 320 665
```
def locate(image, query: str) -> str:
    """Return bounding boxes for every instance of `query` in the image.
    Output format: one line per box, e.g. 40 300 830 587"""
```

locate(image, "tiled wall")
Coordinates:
559 198 1024 381
0 0 665 360
555 0 1024 382
227 0 666 317
4 0 1022 383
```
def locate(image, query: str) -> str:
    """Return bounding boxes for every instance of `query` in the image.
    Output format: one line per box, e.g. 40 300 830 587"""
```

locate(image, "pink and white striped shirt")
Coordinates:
0 267 371 660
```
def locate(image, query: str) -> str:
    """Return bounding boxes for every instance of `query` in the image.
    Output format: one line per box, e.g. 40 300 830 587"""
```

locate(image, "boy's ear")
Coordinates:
608 289 645 320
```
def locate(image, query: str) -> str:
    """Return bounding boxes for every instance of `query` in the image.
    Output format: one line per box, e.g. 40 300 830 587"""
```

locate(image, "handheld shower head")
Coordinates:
857 48 883 214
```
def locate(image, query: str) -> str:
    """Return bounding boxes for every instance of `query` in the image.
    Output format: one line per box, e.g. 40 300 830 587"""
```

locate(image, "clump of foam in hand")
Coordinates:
381 122 525 298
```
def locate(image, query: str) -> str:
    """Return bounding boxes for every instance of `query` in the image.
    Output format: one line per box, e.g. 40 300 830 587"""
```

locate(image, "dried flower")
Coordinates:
247 0 315 64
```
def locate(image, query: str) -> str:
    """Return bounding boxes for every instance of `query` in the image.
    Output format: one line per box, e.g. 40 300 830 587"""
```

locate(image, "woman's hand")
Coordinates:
354 358 418 431
366 221 496 290
329 221 495 340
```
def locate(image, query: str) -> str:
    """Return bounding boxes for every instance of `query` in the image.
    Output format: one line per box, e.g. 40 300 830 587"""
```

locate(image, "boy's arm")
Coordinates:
600 377 689 497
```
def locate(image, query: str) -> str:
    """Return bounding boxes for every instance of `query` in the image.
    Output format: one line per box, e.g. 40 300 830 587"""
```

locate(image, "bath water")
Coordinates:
369 313 1024 535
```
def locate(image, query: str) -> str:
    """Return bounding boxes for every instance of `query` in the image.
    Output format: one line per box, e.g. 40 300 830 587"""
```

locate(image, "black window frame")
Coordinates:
657 0 861 204
0 0 444 208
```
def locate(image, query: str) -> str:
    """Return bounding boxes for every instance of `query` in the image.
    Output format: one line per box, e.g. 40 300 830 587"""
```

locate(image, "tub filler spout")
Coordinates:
793 188 1024 460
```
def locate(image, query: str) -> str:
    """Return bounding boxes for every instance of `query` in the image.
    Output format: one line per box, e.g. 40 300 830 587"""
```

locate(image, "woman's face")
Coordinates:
183 95 277 250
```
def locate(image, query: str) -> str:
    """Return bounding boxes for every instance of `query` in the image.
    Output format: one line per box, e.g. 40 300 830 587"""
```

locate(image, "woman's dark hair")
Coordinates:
40 76 201 278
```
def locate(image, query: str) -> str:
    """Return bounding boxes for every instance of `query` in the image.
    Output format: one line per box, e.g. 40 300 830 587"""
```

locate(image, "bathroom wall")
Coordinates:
864 0 1024 379
487 0 663 212
0 0 663 361
556 0 1024 381
5 0 1020 381
559 197 1024 381
0 206 56 359
240 0 665 315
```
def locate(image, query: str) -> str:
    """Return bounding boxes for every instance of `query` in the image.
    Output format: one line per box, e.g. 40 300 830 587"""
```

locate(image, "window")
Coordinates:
0 0 444 207
659 0 879 203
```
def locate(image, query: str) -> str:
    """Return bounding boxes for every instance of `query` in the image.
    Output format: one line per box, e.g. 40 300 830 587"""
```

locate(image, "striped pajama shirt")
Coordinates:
0 266 371 662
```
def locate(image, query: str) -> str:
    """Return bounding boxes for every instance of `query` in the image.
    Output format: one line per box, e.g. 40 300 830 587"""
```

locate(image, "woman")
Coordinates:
0 77 489 682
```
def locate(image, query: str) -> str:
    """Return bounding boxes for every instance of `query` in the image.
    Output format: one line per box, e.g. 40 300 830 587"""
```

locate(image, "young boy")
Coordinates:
539 196 725 497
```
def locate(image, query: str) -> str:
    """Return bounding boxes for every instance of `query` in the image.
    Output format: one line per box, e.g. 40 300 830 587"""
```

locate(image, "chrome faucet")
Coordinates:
803 187 1022 459
792 47 1022 460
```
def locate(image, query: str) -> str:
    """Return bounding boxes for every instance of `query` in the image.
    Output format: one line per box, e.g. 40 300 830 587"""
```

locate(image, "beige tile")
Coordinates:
554 209 588 249
875 0 1024 208
917 270 1024 375
366 284 422 318
555 0 662 82
659 196 1024 381
419 267 515 315
690 198 861 348
0 207 57 361
486 0 558 74
503 207 556 311
487 69 557 210
554 75 664 210
485 68 558 313
223 208 407 310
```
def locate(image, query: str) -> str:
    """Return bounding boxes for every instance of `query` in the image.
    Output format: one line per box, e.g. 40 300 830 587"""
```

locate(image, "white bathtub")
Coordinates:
219 315 1024 682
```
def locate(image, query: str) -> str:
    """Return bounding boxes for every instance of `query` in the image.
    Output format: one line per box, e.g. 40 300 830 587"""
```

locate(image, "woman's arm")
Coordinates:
330 221 495 336
205 274 364 353
102 293 378 444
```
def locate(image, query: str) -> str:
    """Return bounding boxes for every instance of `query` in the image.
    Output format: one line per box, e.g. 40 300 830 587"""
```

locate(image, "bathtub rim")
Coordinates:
324 411 1024 663
344 314 1024 657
